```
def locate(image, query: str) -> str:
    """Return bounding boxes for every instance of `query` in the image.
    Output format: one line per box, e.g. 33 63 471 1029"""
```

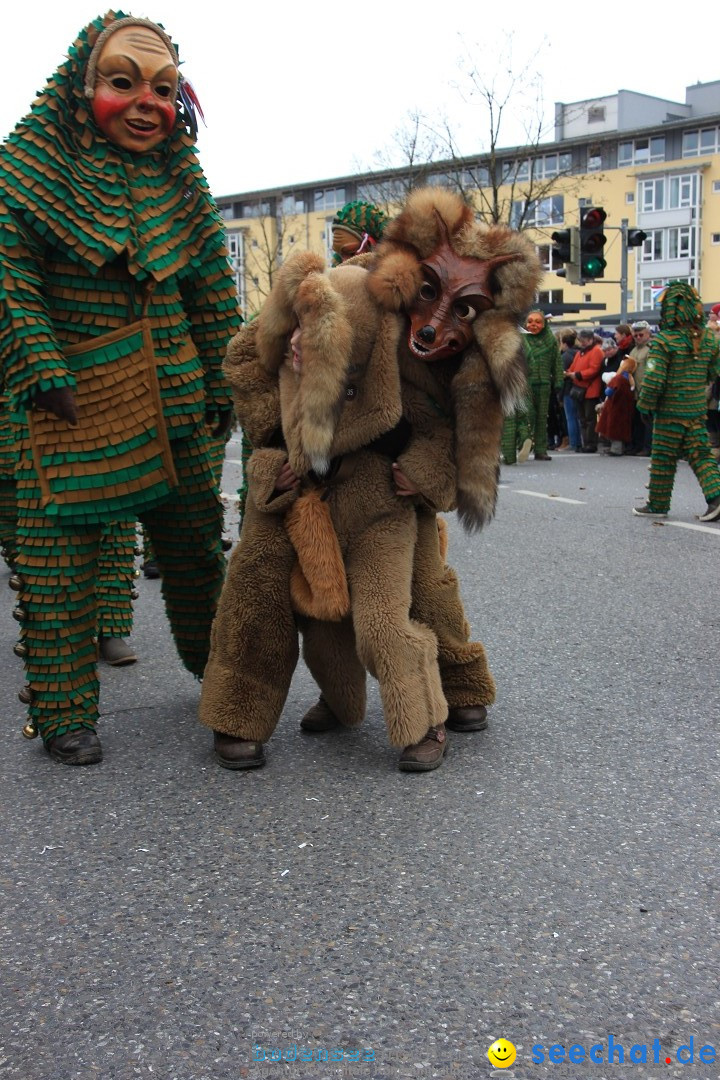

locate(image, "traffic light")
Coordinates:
578 206 607 279
551 225 580 284
627 228 647 248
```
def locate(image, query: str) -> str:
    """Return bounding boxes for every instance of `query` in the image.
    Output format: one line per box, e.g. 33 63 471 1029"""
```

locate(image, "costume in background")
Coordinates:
200 187 541 769
522 311 563 458
0 11 240 760
331 200 388 265
635 282 720 519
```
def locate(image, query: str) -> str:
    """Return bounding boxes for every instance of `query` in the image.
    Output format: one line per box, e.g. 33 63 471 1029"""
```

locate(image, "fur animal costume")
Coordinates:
200 188 541 758
0 11 240 758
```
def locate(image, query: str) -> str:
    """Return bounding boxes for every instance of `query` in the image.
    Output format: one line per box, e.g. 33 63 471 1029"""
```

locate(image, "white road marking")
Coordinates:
511 489 586 505
665 521 720 536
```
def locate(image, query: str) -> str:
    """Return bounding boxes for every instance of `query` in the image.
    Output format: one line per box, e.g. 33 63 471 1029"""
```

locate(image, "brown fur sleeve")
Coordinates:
451 345 504 532
396 381 457 512
246 448 298 515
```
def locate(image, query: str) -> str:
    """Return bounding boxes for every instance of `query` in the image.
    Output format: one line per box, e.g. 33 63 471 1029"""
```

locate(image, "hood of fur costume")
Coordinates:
366 186 542 530
368 186 540 416
254 252 402 476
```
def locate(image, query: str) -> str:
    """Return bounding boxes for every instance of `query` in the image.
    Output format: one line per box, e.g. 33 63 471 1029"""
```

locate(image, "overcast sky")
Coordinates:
2 1 717 199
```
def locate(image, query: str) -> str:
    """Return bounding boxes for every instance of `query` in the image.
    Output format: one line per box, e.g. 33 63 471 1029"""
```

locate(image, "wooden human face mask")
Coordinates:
407 234 517 361
91 25 178 151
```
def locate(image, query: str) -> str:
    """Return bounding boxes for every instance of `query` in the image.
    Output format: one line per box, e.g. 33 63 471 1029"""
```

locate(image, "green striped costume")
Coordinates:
638 283 720 514
0 11 241 745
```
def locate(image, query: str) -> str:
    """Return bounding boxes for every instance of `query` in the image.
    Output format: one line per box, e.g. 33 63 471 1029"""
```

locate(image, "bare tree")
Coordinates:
238 198 307 317
358 32 584 230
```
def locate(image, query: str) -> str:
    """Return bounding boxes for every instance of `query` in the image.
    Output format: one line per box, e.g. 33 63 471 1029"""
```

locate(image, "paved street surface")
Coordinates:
1 433 718 1079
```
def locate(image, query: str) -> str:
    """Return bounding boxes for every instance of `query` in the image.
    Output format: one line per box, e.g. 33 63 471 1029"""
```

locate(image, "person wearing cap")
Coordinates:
331 200 388 265
632 282 720 521
628 320 653 454
566 329 604 452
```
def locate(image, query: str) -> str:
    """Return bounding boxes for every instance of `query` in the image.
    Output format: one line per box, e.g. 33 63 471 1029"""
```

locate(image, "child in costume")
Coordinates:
632 282 720 521
200 187 541 773
0 11 241 764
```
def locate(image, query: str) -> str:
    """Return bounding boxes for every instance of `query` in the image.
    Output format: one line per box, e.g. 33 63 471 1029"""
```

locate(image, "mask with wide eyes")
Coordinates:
407 233 518 361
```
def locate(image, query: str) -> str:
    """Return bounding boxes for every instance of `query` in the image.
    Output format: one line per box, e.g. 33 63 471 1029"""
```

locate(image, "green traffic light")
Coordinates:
582 256 606 278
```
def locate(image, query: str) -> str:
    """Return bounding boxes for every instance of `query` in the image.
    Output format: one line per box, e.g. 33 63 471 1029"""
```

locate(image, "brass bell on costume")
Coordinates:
9 572 24 591
18 685 34 705
22 720 39 739
13 641 28 658
12 604 26 622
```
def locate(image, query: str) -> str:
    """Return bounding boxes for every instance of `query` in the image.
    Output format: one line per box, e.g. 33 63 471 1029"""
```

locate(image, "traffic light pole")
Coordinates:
620 218 629 322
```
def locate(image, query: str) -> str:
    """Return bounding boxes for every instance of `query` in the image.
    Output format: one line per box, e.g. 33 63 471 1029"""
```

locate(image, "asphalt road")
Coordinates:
1 434 718 1080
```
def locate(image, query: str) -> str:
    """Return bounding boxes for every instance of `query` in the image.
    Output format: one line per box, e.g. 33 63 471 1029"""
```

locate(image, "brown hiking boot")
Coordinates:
213 731 265 770
445 705 488 732
300 696 341 733
398 724 448 772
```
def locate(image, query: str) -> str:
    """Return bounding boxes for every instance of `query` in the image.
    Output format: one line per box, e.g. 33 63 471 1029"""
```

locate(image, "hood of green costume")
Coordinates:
0 9 226 281
522 311 556 358
659 282 705 330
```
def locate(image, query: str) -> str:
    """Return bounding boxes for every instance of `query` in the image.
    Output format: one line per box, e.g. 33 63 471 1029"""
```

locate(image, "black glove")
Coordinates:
34 386 78 426
205 406 233 439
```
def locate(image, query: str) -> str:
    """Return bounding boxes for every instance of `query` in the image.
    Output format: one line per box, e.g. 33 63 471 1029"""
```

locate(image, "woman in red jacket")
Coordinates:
567 329 604 452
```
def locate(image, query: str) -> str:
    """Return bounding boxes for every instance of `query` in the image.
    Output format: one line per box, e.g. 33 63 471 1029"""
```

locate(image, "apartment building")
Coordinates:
215 82 720 323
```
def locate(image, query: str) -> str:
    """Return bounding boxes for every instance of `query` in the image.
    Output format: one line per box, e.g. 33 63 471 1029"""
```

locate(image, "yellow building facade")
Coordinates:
216 84 720 326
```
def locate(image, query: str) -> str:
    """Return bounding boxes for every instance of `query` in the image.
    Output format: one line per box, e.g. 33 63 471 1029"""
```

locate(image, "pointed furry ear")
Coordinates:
256 252 327 372
367 248 422 311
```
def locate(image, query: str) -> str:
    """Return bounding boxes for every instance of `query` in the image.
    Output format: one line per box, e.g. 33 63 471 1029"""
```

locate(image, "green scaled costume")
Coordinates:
522 310 563 457
0 11 241 752
638 282 720 515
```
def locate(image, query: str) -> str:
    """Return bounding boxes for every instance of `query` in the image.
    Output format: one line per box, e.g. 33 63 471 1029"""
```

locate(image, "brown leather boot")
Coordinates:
398 724 448 772
445 705 488 732
213 731 265 770
300 696 341 733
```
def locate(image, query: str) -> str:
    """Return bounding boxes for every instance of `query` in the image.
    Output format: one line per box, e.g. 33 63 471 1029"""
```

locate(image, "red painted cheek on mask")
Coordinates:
92 87 176 136
91 88 127 132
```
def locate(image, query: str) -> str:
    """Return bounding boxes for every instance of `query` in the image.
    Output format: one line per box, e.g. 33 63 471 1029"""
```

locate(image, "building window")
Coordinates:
242 200 271 218
537 289 563 305
640 177 664 212
588 106 606 123
536 243 562 271
512 195 564 229
587 153 602 172
461 165 490 188
683 126 719 157
619 137 665 166
640 230 664 261
314 187 346 212
711 233 720 245
667 226 695 260
625 192 635 204
282 194 305 215
638 174 697 214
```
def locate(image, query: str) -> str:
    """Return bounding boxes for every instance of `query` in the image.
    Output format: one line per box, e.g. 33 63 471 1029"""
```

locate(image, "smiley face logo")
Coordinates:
487 1038 517 1068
